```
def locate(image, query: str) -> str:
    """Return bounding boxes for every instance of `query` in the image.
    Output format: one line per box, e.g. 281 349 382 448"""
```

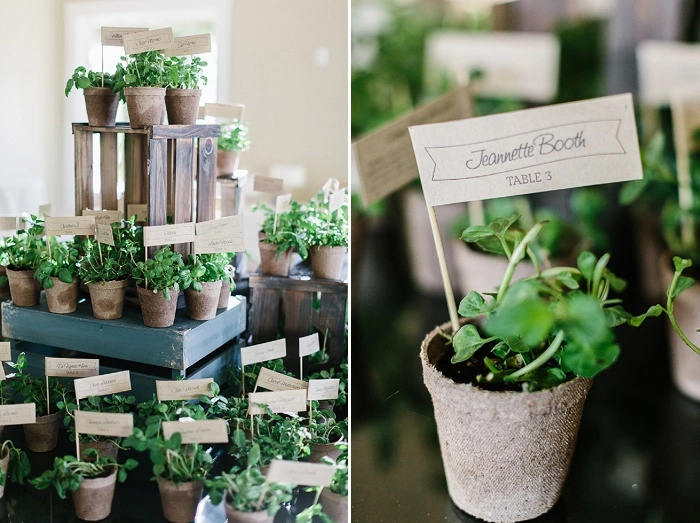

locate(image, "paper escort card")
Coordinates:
95 223 115 246
240 339 286 366
45 216 96 236
256 367 308 392
0 216 20 230
83 209 121 225
101 27 148 47
39 203 52 217
123 27 174 54
127 204 148 223
248 389 308 415
156 378 214 401
307 379 340 401
0 363 5 381
329 189 345 213
165 34 212 57
74 370 131 400
195 216 244 238
0 342 11 361
75 410 134 438
276 194 292 214
298 333 320 357
45 357 99 378
637 40 700 107
353 85 472 205
143 223 195 247
201 103 245 121
254 175 284 194
194 236 245 254
162 419 228 444
0 403 36 426
266 460 336 487
409 94 642 206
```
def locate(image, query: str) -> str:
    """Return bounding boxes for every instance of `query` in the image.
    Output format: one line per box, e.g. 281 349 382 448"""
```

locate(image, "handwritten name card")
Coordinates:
0 404 36 426
409 94 642 206
74 370 131 400
248 389 308 415
0 217 20 230
298 333 320 357
240 339 286 366
0 342 11 361
45 357 99 378
101 27 148 47
39 203 52 218
637 40 700 107
123 27 174 54
194 236 245 254
162 419 228 444
83 209 121 225
254 176 284 194
143 223 195 247
275 194 292 214
127 204 148 223
156 378 214 401
256 367 308 392
266 460 336 487
329 189 345 213
45 216 96 236
165 34 212 57
307 379 340 401
95 223 115 246
75 410 134 438
201 103 245 121
196 216 244 238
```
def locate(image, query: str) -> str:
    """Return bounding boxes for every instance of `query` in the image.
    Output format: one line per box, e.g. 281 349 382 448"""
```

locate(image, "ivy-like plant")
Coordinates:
131 245 185 301
218 119 251 153
65 66 117 96
0 215 46 271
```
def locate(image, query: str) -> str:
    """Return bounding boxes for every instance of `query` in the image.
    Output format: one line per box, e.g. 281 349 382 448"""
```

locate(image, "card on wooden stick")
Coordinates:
143 223 196 247
193 236 245 254
254 176 284 194
162 419 228 444
45 357 99 378
255 367 308 392
165 34 212 57
307 379 340 401
240 339 286 366
101 27 148 47
247 389 308 415
0 216 21 230
74 370 131 400
0 342 11 361
637 40 700 107
266 460 336 487
0 404 36 426
298 333 320 358
328 189 346 213
156 378 215 401
95 223 115 246
195 215 244 238
123 27 174 54
75 410 134 438
45 216 96 236
83 209 121 225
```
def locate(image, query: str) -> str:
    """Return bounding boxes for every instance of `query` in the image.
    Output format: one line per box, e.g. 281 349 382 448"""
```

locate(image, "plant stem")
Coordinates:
504 330 565 382
496 222 545 302
666 268 700 356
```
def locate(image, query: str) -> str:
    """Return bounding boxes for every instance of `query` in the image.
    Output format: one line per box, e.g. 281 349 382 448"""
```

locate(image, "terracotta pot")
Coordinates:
156 477 203 523
184 280 222 320
124 87 166 128
225 504 274 523
72 467 118 521
5 267 40 307
44 277 78 314
165 88 202 125
310 245 346 280
308 439 344 464
217 149 240 176
259 242 292 277
0 448 9 499
320 490 348 523
218 278 231 309
23 410 62 453
79 439 120 461
136 286 179 328
421 321 591 522
87 279 129 319
83 87 119 127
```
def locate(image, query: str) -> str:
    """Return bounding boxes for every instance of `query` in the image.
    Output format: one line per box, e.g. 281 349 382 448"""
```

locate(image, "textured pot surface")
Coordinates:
421 321 591 522
156 478 203 523
87 279 129 320
5 268 40 307
136 286 179 328
72 468 118 521
218 278 231 308
44 277 78 314
308 440 344 463
184 280 222 320
165 88 202 125
124 87 166 128
224 505 274 523
23 410 63 453
320 490 348 523
310 245 347 280
84 87 119 127
217 149 240 176
259 242 292 277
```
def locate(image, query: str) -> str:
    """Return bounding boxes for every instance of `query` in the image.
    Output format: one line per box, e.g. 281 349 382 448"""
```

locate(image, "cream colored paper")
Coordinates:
195 216 244 238
75 410 134 438
307 379 340 401
0 363 5 381
0 217 20 230
298 333 320 357
240 339 286 366
123 27 174 54
409 94 642 207
39 203 52 217
256 367 308 392
143 223 195 247
83 210 121 225
202 103 245 121
254 176 284 194
248 389 308 415
95 223 115 246
0 342 11 361
162 419 228 444
165 34 212 57
45 216 96 236
45 357 99 378
329 189 345 213
266 460 335 487
353 85 472 205
126 204 148 223
275 194 292 214
0 403 36 426
74 371 132 400
193 236 245 254
637 40 700 107
156 378 214 401
101 27 148 47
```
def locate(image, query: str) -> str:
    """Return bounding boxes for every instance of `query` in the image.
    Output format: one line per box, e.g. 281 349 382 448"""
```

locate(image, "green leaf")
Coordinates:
491 340 509 359
577 251 597 282
604 305 632 327
489 214 519 235
563 294 608 347
561 336 620 378
555 271 579 290
451 324 494 363
671 276 695 299
673 256 693 273
461 225 494 243
628 304 664 327
458 291 489 317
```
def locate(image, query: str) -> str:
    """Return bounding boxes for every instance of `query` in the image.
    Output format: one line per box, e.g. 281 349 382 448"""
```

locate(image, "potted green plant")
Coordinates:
131 245 185 328
114 50 167 128
254 201 309 277
164 55 208 125
0 440 30 499
34 238 80 314
217 119 251 176
318 444 348 523
180 253 224 320
0 215 45 306
30 448 138 521
206 443 294 523
65 66 120 127
211 252 236 308
301 192 348 280
304 402 347 463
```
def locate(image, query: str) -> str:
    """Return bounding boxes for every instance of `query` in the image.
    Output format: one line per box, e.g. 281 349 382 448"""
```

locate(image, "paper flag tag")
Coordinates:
127 204 148 223
45 357 99 378
0 363 5 381
45 216 96 236
101 27 148 47
256 367 308 392
328 189 345 213
143 222 195 247
240 339 286 366
123 27 174 54
165 34 212 57
353 85 472 205
0 342 11 361
0 403 36 426
322 178 339 197
254 175 284 194
195 215 244 238
637 40 700 107
0 217 21 230
39 204 52 217
204 103 245 121
275 194 292 214
307 379 340 401
193 236 245 254
95 223 115 246
162 419 229 444
83 209 121 225
409 94 642 207
266 460 336 487
248 389 308 415
74 370 131 400
75 410 134 438
299 333 320 357
156 378 214 401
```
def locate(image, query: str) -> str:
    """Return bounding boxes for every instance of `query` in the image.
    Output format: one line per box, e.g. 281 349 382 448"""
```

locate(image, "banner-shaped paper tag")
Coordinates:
75 410 134 438
307 379 340 401
74 370 131 400
353 85 472 205
143 223 195 247
95 223 115 246
0 217 20 230
123 27 174 54
83 209 121 225
0 403 36 426
248 389 308 415
203 103 245 121
156 378 214 401
275 194 292 214
162 419 228 444
240 339 286 366
299 333 320 357
409 94 642 206
637 40 700 107
45 357 99 378
266 460 336 487
254 176 284 194
127 204 148 223
45 216 96 236
256 367 308 392
165 34 212 57
328 189 345 213
0 342 11 361
194 236 245 254
195 216 244 238
101 27 148 47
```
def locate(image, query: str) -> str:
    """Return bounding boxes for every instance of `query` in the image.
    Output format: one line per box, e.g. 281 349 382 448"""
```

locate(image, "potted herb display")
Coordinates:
0 440 30 499
0 216 45 306
114 50 167 128
302 192 348 280
164 55 207 125
319 444 348 523
65 66 120 127
34 238 80 314
217 119 251 176
212 252 236 308
180 253 224 320
254 201 309 277
30 448 138 521
305 403 347 463
131 245 185 328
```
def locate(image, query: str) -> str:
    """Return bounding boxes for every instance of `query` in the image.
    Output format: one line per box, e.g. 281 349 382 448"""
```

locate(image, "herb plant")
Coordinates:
34 238 80 289
131 245 185 300
0 216 46 271
78 218 144 284
254 201 309 259
65 66 116 97
181 253 234 293
164 56 208 89
305 402 347 444
6 352 74 416
114 51 167 96
59 392 136 446
218 119 251 152
0 440 30 488
300 192 349 248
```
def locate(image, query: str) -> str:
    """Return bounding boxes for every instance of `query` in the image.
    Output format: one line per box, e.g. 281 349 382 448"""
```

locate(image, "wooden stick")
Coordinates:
671 91 696 251
427 206 459 333
45 376 50 416
299 357 303 380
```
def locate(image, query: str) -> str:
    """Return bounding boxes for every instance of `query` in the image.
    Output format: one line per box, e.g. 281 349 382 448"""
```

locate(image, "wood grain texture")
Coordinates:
100 133 118 210
73 127 94 215
151 124 220 139
173 139 194 256
197 137 217 222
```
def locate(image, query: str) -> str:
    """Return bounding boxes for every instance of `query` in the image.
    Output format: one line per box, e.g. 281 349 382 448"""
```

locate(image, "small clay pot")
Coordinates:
44 277 78 314
5 267 40 307
79 439 120 461
165 88 202 125
184 280 222 320
225 504 274 523
258 242 292 277
23 410 62 453
87 279 129 320
308 439 344 464
218 278 231 309
83 87 119 127
72 467 118 521
217 149 240 176
136 286 179 328
320 490 348 523
310 246 347 280
124 87 166 128
156 477 203 523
